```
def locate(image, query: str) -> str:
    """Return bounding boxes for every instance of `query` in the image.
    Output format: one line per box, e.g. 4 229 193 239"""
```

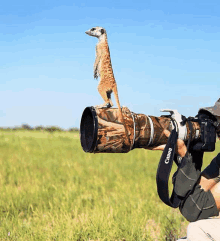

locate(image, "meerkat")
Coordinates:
85 26 130 144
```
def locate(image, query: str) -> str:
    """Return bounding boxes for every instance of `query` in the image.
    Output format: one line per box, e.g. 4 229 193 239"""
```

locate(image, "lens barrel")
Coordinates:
80 106 201 153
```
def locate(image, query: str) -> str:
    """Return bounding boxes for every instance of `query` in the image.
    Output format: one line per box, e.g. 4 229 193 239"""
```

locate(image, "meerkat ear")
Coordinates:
100 28 105 34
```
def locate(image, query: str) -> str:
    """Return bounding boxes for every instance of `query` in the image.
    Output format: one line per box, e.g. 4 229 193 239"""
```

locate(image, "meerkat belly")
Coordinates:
100 59 115 87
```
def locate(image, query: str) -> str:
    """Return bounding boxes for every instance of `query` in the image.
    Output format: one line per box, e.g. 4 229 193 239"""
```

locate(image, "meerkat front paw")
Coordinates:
94 66 99 79
94 69 98 79
94 73 98 79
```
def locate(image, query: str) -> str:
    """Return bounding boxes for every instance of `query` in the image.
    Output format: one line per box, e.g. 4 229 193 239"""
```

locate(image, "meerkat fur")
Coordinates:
85 26 130 144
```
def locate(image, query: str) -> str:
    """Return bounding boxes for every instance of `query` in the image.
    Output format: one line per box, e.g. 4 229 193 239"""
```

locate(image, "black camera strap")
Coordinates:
156 118 181 208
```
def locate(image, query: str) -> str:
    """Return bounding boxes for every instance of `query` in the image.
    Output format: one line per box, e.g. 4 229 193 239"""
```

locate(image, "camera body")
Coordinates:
187 110 218 152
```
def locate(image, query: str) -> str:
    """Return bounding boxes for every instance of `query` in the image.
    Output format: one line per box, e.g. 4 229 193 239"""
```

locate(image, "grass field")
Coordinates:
0 130 219 240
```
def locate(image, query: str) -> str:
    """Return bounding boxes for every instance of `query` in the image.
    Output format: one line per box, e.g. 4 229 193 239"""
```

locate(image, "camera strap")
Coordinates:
156 118 182 208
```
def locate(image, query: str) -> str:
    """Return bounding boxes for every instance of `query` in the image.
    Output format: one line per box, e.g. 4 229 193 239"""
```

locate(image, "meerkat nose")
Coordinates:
85 30 90 35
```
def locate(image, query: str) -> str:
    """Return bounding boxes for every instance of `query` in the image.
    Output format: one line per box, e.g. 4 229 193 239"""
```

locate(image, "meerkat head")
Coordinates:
85 27 106 39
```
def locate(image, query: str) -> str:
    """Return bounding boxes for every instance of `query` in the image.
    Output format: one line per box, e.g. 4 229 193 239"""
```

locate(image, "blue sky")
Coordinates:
0 0 219 129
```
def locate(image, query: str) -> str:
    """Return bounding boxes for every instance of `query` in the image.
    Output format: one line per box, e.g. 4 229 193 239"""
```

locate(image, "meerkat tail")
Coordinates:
112 86 130 145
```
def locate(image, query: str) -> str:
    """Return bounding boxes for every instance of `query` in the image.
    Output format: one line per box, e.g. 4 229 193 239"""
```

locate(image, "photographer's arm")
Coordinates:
201 153 220 210
200 176 218 192
152 130 187 158
209 182 220 210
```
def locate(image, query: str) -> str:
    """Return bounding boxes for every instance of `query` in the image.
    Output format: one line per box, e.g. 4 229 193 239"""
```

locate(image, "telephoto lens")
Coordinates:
80 106 201 153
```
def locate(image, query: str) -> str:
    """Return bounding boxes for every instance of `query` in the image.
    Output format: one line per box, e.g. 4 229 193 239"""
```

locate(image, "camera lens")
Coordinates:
80 107 98 152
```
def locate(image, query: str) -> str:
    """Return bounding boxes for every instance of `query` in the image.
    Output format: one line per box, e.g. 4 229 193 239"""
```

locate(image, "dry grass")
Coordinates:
0 130 218 240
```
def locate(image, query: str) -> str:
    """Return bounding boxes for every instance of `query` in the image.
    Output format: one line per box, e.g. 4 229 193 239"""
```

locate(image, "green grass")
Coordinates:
0 130 219 240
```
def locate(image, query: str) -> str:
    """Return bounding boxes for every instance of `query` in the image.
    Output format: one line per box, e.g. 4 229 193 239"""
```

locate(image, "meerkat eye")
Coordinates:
91 28 96 31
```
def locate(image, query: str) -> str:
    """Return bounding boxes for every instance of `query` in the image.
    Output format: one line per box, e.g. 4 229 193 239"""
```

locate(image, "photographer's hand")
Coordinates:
151 129 187 157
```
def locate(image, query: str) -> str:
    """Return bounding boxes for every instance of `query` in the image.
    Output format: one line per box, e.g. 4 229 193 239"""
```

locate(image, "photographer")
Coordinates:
153 129 220 240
